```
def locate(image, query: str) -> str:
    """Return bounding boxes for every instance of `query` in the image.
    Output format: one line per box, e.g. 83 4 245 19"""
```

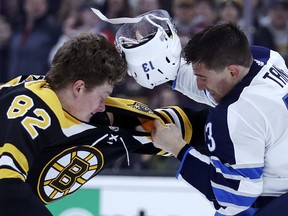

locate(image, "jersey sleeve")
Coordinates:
127 106 208 156
176 106 264 215
104 97 208 156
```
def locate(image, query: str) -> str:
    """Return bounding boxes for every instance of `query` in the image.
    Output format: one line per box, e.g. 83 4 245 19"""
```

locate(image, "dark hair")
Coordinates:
183 22 253 71
46 33 127 90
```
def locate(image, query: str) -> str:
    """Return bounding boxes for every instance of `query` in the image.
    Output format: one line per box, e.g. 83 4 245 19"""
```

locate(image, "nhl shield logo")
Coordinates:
37 145 104 204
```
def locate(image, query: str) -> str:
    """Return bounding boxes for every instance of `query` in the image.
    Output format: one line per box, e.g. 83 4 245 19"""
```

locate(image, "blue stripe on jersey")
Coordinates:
213 187 257 207
212 159 263 180
283 93 288 109
172 78 176 89
214 208 258 216
176 146 193 179
251 46 270 64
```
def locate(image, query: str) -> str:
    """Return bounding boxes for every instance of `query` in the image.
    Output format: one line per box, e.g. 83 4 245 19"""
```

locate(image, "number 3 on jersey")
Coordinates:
205 122 216 152
7 95 51 139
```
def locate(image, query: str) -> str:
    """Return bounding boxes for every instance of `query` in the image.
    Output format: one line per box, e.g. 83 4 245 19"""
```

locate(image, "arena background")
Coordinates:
47 175 216 216
1 0 287 215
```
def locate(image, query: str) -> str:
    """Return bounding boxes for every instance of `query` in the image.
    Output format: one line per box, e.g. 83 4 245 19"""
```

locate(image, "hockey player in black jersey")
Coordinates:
0 33 207 215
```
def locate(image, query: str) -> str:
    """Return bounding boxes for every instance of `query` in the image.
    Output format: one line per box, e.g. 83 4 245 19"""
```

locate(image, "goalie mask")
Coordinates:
92 9 182 89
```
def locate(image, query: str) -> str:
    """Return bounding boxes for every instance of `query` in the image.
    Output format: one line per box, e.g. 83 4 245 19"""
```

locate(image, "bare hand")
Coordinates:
152 120 186 157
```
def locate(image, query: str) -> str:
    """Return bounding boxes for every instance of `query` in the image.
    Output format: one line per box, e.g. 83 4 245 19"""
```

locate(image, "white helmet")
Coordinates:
115 10 182 89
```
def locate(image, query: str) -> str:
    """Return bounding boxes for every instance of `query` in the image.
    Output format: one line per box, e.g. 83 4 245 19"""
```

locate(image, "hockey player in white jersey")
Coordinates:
109 10 288 216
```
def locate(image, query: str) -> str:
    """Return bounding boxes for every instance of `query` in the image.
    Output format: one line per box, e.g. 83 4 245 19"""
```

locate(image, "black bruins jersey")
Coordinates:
0 75 207 214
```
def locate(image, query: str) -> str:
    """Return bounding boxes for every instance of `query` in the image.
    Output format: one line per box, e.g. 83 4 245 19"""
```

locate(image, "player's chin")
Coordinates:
213 95 222 103
80 114 92 123
209 92 218 101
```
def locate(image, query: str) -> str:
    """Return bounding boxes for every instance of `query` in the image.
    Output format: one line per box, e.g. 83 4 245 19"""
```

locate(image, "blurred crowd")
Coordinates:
0 0 287 175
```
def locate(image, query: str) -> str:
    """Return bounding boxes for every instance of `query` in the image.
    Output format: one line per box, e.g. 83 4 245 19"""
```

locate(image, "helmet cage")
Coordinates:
115 10 182 89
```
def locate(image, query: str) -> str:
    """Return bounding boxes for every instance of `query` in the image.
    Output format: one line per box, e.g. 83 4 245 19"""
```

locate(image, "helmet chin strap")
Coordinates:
91 8 142 24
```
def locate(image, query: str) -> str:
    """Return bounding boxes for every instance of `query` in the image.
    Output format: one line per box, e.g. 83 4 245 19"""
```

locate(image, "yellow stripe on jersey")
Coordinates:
0 169 25 181
0 75 46 90
169 106 193 144
0 143 29 180
154 107 193 155
24 80 83 129
151 108 176 151
0 76 22 90
106 97 159 119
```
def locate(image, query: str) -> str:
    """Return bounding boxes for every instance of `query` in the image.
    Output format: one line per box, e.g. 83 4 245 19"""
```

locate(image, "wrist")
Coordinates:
173 140 187 157
177 144 191 160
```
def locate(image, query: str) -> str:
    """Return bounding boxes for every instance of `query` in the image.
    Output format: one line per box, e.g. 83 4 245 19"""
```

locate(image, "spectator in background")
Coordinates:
171 0 199 48
7 0 61 80
216 0 244 27
0 0 22 28
253 0 288 65
0 16 12 83
57 0 86 25
250 0 267 32
48 0 115 63
193 0 217 31
171 0 218 50
76 1 115 42
101 0 132 34
135 0 162 15
101 0 132 18
46 0 62 18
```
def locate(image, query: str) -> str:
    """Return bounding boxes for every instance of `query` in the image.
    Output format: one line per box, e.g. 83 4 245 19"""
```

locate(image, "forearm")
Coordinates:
176 147 263 215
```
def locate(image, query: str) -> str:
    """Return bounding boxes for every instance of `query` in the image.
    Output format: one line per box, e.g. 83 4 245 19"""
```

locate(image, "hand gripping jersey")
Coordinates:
173 46 288 215
0 75 207 215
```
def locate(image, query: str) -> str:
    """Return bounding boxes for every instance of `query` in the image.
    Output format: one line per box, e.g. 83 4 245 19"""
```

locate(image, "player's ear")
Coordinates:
73 80 85 95
227 65 240 79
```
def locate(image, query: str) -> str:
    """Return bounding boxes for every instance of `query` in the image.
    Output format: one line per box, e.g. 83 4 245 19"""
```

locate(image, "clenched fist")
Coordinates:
152 120 187 157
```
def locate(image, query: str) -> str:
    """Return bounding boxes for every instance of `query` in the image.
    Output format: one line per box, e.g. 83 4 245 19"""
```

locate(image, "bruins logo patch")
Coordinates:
128 101 154 114
37 145 104 204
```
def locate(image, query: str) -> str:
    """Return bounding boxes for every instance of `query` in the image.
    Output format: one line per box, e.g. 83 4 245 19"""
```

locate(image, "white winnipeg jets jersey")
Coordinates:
173 46 288 215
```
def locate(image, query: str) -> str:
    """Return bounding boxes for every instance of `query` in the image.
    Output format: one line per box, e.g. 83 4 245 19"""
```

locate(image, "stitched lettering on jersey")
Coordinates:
127 101 154 114
205 122 216 152
37 145 103 204
263 65 288 88
7 95 51 139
